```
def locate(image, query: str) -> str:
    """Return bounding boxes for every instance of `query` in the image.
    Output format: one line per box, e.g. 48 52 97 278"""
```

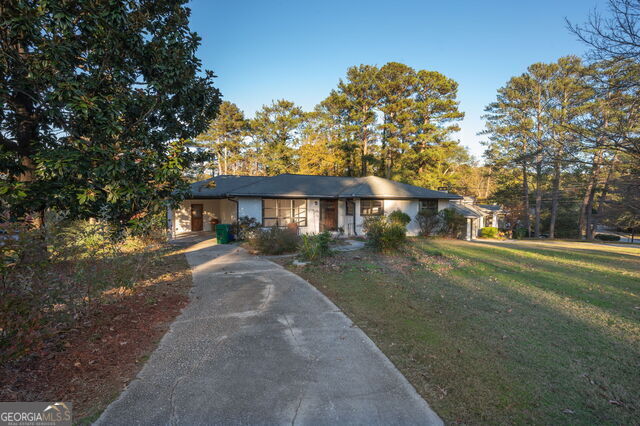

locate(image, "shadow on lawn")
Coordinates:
388 248 640 423
433 242 640 324
308 246 639 424
477 240 640 268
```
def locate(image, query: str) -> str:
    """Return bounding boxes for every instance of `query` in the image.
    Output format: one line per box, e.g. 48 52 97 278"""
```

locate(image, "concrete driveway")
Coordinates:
96 240 442 425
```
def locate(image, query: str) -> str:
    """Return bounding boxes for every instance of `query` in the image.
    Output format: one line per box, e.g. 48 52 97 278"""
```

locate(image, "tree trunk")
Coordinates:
534 158 543 237
548 157 562 239
578 150 602 238
522 162 531 237
585 181 598 240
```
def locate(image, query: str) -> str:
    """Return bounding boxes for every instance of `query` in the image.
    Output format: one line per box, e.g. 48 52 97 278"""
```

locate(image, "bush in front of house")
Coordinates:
299 231 332 260
388 210 411 226
363 216 407 252
249 227 300 255
479 226 499 239
594 234 621 241
416 210 440 236
234 216 262 241
440 208 466 238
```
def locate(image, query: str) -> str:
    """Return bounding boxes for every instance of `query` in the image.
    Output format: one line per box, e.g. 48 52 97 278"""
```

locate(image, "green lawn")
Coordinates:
289 239 640 424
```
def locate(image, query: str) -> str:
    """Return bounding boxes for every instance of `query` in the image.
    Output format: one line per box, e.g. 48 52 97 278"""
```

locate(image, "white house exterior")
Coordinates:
449 197 505 240
168 174 461 238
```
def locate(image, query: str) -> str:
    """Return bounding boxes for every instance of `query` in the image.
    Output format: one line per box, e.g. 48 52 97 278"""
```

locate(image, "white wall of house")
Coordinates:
354 199 364 236
172 196 455 237
438 199 450 211
302 198 320 235
383 199 419 236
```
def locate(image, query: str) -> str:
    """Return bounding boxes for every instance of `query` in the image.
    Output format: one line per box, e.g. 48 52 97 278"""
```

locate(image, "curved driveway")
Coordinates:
97 239 442 425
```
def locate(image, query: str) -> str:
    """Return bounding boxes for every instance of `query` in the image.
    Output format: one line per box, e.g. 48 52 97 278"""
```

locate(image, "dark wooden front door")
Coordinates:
320 200 338 231
190 204 203 231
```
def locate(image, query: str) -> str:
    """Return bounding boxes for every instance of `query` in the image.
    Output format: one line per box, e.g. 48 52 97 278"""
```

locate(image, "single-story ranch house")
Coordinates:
168 174 497 240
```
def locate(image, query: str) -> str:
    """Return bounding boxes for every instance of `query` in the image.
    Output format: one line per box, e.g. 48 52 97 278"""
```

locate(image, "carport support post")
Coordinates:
466 218 472 241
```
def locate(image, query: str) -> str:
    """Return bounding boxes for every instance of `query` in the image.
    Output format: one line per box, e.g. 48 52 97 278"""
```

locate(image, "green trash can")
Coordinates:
215 224 231 244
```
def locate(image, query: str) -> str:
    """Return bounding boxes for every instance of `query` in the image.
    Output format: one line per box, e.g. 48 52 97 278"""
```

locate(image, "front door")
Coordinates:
190 204 203 231
320 200 338 231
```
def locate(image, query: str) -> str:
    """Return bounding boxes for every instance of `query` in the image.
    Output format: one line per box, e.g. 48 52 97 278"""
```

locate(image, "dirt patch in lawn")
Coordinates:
0 245 192 422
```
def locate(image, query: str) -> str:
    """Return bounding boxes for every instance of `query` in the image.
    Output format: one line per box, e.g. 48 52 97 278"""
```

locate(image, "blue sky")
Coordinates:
188 0 602 159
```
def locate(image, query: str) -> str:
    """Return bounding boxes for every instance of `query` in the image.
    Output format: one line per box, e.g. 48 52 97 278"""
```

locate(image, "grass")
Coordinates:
289 239 640 424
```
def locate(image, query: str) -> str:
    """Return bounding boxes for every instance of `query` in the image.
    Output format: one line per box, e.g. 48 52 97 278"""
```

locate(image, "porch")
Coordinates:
169 198 237 238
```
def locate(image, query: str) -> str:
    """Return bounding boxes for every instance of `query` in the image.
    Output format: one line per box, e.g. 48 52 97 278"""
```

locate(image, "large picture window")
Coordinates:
263 199 307 227
360 199 383 216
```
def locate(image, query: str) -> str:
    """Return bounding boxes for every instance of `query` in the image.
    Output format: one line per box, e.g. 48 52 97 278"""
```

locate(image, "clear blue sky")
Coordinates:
188 0 603 159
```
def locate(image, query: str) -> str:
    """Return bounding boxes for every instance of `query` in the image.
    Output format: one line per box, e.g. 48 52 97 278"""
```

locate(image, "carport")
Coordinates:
169 198 237 237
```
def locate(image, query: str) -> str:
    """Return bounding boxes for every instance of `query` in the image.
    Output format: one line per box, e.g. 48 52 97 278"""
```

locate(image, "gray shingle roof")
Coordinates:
188 174 461 200
477 204 503 212
188 175 267 198
449 203 484 218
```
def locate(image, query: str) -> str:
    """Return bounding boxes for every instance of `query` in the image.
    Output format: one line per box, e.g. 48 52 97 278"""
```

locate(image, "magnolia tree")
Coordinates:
0 0 221 230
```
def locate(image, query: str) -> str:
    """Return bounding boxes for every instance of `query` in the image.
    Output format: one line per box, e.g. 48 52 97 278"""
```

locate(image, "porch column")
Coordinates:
466 218 472 241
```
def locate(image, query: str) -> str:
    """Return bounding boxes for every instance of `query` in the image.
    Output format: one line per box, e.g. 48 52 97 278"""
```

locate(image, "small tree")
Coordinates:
415 210 441 236
441 208 466 238
388 210 411 226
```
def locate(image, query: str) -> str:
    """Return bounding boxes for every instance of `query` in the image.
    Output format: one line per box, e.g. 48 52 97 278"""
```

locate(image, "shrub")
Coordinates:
234 216 262 241
513 227 527 239
249 227 300 255
299 231 332 260
415 210 441 236
595 234 621 241
388 210 411 226
440 208 466 238
363 216 407 252
479 226 499 239
0 217 160 364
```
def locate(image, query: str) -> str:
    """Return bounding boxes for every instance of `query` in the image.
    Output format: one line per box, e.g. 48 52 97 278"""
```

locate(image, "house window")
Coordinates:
262 199 307 227
346 200 355 216
420 199 438 214
360 199 383 216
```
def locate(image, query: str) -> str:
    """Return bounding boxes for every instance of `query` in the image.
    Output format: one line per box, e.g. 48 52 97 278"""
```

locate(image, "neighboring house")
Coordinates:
168 174 461 238
449 196 505 240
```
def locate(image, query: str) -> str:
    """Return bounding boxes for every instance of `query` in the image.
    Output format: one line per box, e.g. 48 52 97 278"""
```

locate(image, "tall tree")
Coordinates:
546 56 590 238
403 70 465 187
483 74 537 236
377 62 417 179
193 101 247 176
249 100 305 175
0 0 221 228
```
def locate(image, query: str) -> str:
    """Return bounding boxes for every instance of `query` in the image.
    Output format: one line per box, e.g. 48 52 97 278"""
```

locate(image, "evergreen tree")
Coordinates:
250 100 305 175
193 101 247 176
